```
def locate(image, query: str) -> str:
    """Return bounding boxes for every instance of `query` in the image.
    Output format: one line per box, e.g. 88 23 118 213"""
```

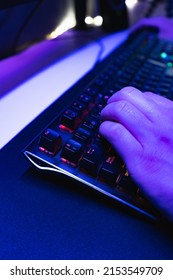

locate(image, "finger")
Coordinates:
107 87 155 122
144 91 173 109
101 99 151 143
99 121 142 164
108 87 143 104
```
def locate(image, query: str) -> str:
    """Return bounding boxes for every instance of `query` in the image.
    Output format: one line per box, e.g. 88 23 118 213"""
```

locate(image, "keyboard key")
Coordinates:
84 86 99 97
95 133 110 149
61 139 83 165
59 109 80 131
78 93 93 108
90 109 101 119
117 170 138 196
99 154 122 184
71 100 86 117
81 117 99 132
80 144 104 175
39 129 62 155
72 127 91 144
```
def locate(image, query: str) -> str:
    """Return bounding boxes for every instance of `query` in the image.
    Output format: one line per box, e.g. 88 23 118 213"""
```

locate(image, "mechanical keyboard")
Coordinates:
24 26 173 221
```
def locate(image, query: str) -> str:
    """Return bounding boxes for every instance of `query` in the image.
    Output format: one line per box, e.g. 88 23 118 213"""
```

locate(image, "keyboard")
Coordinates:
24 26 173 221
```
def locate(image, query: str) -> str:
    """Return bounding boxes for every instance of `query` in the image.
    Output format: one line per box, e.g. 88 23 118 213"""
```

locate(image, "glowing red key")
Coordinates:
39 128 62 156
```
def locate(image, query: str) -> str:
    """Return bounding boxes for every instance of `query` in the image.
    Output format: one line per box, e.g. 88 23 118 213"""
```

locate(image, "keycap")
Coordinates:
71 100 86 117
59 109 80 131
80 144 104 175
90 108 101 119
72 127 91 144
39 129 62 155
61 139 83 165
81 117 99 132
117 170 138 196
78 93 93 108
84 86 98 97
99 154 122 185
95 133 110 149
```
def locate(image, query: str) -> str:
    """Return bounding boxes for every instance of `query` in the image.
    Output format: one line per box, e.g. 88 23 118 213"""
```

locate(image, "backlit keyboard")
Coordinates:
24 27 173 220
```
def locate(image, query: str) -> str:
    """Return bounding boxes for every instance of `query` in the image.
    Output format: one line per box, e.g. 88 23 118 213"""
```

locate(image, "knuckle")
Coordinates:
119 86 137 95
116 86 139 100
117 100 132 114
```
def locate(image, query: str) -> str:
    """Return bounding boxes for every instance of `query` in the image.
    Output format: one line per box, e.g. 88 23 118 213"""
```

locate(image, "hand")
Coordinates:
99 87 173 222
130 16 173 40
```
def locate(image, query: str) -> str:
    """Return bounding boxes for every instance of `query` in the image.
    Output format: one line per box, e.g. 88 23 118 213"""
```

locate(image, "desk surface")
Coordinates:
1 29 173 260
